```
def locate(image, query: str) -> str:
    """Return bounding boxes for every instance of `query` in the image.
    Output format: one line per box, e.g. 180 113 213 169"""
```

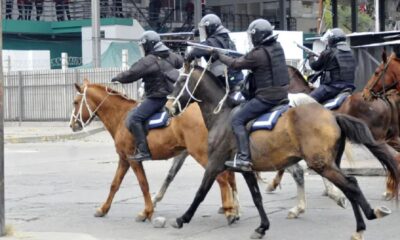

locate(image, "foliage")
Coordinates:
322 0 374 32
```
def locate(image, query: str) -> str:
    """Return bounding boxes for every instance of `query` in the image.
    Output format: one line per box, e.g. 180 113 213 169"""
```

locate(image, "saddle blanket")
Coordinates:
146 111 170 129
251 105 290 132
323 92 350 110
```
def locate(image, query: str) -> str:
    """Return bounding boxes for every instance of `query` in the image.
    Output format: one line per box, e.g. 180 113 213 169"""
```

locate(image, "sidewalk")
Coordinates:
4 121 104 144
1 232 99 240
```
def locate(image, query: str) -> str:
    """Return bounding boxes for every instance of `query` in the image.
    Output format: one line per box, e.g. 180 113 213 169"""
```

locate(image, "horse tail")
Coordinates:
335 113 400 199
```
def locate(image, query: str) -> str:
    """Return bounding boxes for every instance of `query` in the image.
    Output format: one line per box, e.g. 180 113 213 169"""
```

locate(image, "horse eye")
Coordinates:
73 101 78 105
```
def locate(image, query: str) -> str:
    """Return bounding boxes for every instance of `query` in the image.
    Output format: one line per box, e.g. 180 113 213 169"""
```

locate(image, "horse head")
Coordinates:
69 78 96 132
287 65 311 94
169 64 227 116
363 51 400 101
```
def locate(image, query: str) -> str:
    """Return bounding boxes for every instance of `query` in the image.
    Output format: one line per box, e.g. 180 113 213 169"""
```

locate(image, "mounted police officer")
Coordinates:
308 28 356 103
111 30 183 161
211 19 289 172
185 13 243 90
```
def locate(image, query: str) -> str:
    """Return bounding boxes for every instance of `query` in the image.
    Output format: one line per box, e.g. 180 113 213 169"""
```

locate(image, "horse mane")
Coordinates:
89 83 138 105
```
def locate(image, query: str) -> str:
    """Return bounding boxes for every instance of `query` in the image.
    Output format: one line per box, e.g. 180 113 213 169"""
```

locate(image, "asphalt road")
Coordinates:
4 134 400 240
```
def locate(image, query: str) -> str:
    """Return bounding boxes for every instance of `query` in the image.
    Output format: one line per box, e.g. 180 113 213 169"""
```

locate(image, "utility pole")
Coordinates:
317 0 324 34
332 0 338 28
279 0 287 30
91 0 101 68
0 1 6 236
194 0 202 29
351 0 358 32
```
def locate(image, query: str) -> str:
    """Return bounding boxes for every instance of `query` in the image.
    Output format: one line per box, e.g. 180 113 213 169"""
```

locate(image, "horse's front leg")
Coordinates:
153 151 188 207
171 160 224 228
130 161 154 222
95 158 130 217
265 169 284 192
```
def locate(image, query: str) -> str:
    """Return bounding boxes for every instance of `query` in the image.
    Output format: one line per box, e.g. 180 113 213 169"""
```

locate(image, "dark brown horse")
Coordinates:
69 79 239 223
169 65 399 239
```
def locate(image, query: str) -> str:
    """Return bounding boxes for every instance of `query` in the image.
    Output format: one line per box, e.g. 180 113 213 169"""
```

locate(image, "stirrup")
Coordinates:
225 154 253 172
127 151 152 162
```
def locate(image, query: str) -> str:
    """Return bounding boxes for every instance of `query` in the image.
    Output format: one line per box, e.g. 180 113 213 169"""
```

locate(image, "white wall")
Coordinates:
81 22 144 65
2 50 51 72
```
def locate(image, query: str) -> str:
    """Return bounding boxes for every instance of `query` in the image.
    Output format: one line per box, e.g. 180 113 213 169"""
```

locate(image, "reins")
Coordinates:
366 57 394 98
171 57 230 115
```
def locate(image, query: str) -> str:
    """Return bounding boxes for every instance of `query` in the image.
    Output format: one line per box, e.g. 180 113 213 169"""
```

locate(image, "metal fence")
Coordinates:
3 68 139 121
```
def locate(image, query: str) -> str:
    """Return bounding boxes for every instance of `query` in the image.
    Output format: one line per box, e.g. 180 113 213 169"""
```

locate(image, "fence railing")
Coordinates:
3 67 140 122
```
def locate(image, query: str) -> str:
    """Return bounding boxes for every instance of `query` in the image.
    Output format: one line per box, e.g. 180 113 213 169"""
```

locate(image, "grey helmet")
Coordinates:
247 19 277 47
139 30 169 54
198 14 229 40
327 28 346 47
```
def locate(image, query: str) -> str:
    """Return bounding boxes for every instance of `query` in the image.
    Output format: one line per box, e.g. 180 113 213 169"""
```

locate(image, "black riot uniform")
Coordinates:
186 14 243 89
213 19 289 172
112 30 183 161
309 28 356 103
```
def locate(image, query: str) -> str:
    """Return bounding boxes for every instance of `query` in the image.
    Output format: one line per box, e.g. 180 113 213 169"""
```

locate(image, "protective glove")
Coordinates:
211 49 220 60
111 77 120 83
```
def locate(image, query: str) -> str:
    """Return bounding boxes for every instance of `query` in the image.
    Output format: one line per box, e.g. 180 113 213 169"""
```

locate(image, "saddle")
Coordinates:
145 107 171 130
322 89 351 110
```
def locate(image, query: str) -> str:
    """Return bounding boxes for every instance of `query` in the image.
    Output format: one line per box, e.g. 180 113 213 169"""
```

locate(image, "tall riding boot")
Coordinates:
225 129 253 172
128 122 152 161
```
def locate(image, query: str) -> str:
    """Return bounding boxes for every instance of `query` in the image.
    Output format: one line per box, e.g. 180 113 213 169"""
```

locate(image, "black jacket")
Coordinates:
218 41 289 103
113 50 183 98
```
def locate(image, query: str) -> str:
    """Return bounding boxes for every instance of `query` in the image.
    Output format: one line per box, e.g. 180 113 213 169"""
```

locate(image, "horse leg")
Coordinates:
321 178 347 208
152 151 188 207
95 158 129 217
130 162 154 222
171 163 224 228
383 140 400 200
265 169 284 193
285 164 306 219
241 172 270 239
319 165 390 240
189 146 238 222
218 171 241 221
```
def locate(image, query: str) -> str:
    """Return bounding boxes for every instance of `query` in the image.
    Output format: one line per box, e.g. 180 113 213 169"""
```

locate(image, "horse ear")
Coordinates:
74 83 82 93
382 48 388 64
83 78 90 85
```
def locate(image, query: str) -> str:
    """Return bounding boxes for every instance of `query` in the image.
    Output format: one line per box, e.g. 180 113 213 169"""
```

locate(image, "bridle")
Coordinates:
365 57 397 98
170 58 230 115
69 85 128 130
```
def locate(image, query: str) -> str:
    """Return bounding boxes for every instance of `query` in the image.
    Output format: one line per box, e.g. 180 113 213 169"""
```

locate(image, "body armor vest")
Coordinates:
328 49 356 84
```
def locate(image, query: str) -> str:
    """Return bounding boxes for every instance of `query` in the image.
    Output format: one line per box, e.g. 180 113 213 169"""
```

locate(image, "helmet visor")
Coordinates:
247 30 254 50
199 26 207 42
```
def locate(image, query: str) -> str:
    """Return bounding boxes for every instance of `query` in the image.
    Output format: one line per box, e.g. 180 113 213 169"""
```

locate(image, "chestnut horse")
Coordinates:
69 80 239 223
169 66 399 239
362 51 400 199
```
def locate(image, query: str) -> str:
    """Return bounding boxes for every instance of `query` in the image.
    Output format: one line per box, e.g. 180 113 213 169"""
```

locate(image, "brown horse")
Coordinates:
169 65 399 239
69 79 239 223
362 51 400 199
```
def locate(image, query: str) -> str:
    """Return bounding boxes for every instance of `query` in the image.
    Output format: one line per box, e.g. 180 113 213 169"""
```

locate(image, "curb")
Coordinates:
5 127 105 144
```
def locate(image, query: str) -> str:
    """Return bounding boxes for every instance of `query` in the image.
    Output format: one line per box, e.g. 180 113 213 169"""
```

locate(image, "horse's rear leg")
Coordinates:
319 165 390 240
95 158 129 217
286 164 306 219
265 169 284 192
383 141 400 200
152 151 188 207
242 172 270 239
130 162 154 222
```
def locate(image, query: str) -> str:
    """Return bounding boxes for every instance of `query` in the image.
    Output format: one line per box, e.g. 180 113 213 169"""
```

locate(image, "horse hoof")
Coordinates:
374 206 392 219
265 184 276 193
351 231 364 240
226 215 237 225
382 192 394 201
94 208 106 217
135 213 147 222
250 231 264 239
287 211 299 219
217 207 224 214
170 218 183 229
337 197 348 209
